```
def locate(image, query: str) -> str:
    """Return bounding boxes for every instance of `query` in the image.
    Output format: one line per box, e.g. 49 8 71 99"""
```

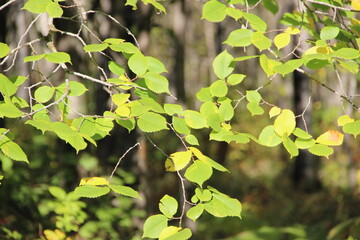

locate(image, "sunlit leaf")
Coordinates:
213 50 234 79
308 144 334 159
79 177 109 186
159 195 178 218
109 184 140 199
185 160 213 187
143 214 168 238
274 109 296 137
315 130 344 146
166 150 192 171
128 52 148 76
274 32 291 50
45 52 71 64
184 110 208 129
0 42 10 58
186 204 205 222
204 191 242 218
258 125 282 147
201 0 227 22
137 112 168 133
224 29 253 47
337 115 354 127
0 141 28 163
74 185 110 198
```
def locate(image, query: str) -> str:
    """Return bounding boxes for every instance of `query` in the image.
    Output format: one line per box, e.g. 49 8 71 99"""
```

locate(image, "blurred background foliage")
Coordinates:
1 0 360 239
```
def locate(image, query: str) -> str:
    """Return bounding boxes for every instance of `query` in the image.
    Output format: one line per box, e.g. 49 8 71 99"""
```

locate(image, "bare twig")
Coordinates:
0 0 17 11
110 142 141 179
304 0 358 12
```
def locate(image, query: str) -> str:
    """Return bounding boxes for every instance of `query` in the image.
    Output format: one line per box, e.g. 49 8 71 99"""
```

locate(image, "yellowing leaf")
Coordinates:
285 26 301 35
159 226 181 239
337 115 354 127
166 150 192 171
189 147 206 161
165 158 176 172
274 32 290 50
269 106 281 118
315 130 344 146
274 109 296 137
352 0 360 10
79 177 109 186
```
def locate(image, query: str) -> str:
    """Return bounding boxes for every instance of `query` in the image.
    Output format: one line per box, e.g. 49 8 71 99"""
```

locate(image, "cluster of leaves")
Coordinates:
1 0 360 239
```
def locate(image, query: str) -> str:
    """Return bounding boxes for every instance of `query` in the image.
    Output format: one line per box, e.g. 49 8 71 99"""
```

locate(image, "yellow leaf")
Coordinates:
189 147 206 161
269 106 281 118
166 150 192 171
352 0 360 10
274 109 296 137
274 32 291 50
337 115 354 127
115 105 130 117
79 177 109 186
159 226 182 240
285 26 301 35
165 158 176 172
44 229 66 240
316 130 344 146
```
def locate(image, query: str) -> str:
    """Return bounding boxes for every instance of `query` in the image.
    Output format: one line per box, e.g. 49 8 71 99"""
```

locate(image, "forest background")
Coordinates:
1 0 360 239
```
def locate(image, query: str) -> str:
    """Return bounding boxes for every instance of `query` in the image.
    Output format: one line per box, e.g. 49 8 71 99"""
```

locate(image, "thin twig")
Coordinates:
22 79 70 118
0 0 17 11
304 0 358 12
5 14 42 72
110 142 140 179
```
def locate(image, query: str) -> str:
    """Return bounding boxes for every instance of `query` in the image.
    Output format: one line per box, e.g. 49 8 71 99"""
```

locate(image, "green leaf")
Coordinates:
0 74 17 97
246 90 262 103
128 52 148 76
274 32 291 50
184 110 208 129
0 42 10 58
138 97 165 114
109 184 140 199
213 50 234 79
196 87 212 102
251 32 272 51
46 2 63 18
159 195 178 218
283 136 299 158
147 56 168 74
12 96 29 108
343 120 360 137
201 156 229 172
195 188 212 202
57 81 87 97
48 186 66 200
259 54 281 76
74 185 110 198
227 74 246 85
185 134 199 145
144 72 170 94
23 54 46 63
308 144 334 158
143 214 168 238
226 7 243 21
243 12 267 32
45 52 72 64
137 112 168 133
210 80 228 97
22 0 52 14
164 104 183 116
186 204 205 222
172 117 190 134
247 102 264 116
109 42 140 54
295 138 315 149
334 48 360 60
159 227 192 240
0 141 28 163
258 125 282 147
147 0 166 13
0 104 23 118
83 43 109 52
185 160 213 187
269 106 281 118
224 29 253 47
34 86 55 103
293 127 312 139
108 61 125 76
263 0 279 14
9 75 28 87
219 99 234 121
201 0 227 22
320 26 340 40
125 0 138 9
273 58 304 77
274 109 296 137
204 191 242 218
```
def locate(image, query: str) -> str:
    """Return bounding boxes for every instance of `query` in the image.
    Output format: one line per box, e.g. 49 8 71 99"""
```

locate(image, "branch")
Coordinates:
22 79 70 118
296 68 360 111
110 142 141 179
0 0 17 11
304 0 359 12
